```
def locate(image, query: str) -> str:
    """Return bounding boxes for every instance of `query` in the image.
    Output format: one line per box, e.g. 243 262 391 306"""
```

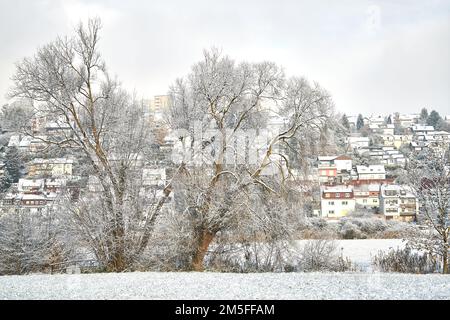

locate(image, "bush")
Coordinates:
298 239 357 272
372 247 440 273
339 221 366 239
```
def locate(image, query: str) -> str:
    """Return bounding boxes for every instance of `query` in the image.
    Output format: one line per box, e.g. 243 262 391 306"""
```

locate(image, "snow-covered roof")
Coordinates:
430 131 450 136
45 121 71 129
381 184 415 198
8 135 21 147
22 194 47 200
399 114 419 120
18 136 32 147
45 178 67 186
322 185 353 193
354 184 380 192
32 158 74 165
411 125 434 132
356 165 386 174
19 179 45 188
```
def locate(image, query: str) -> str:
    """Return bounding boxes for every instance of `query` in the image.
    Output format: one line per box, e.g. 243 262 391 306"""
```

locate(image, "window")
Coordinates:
328 201 334 205
325 193 330 198
342 201 348 205
345 193 350 198
336 193 341 198
328 210 335 214
363 199 367 203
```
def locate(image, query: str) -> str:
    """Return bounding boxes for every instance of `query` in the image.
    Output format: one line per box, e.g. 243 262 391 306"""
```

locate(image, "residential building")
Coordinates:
320 185 355 218
379 184 418 222
354 184 380 209
411 125 434 135
356 165 386 180
347 136 370 149
28 158 74 177
397 114 419 127
393 134 413 149
148 95 170 121
317 155 352 184
18 178 45 193
367 115 385 127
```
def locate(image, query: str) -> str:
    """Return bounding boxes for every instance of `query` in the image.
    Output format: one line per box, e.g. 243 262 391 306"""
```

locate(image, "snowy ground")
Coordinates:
294 239 405 271
1 272 449 300
1 239 447 300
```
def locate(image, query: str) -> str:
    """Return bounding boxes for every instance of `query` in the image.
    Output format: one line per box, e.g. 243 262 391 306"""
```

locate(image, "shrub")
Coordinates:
372 247 440 273
298 239 357 272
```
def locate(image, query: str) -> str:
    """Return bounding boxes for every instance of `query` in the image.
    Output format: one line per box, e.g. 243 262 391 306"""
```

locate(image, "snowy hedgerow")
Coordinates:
372 247 440 274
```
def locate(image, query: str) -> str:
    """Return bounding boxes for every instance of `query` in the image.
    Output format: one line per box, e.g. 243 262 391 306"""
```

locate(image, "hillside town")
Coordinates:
0 0 450 304
1 98 449 225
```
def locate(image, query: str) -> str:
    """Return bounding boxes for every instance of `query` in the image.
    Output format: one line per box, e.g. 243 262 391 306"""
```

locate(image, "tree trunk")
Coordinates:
191 230 215 272
109 231 126 272
443 236 448 274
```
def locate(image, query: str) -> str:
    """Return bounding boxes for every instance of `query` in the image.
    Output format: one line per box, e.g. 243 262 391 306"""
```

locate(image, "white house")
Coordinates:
320 185 355 218
317 155 352 183
347 136 370 149
356 165 386 180
411 125 434 135
398 114 419 127
18 178 45 193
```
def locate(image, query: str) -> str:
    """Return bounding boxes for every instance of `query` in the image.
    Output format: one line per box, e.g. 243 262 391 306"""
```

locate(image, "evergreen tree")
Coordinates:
0 171 13 193
420 108 429 124
4 147 23 183
426 110 442 128
340 114 350 131
386 115 392 125
356 114 364 131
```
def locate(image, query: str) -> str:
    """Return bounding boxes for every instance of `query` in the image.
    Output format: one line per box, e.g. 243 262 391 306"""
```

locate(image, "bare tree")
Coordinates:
0 205 71 275
9 18 173 271
168 49 333 271
406 149 449 274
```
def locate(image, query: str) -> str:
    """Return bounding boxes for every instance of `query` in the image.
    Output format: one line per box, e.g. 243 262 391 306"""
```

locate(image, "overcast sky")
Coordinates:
0 0 449 116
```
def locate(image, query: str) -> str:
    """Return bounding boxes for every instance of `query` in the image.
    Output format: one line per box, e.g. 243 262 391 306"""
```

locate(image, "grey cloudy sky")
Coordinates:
0 0 449 116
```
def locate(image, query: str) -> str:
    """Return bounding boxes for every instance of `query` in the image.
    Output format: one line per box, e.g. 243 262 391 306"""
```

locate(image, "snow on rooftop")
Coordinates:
322 185 353 193
19 179 45 187
317 156 337 161
8 135 21 147
21 194 47 200
412 125 434 131
356 165 386 174
32 158 74 164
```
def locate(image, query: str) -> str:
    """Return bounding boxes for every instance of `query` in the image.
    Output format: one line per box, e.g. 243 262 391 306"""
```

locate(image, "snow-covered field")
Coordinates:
1 239 447 300
295 239 405 271
1 272 449 300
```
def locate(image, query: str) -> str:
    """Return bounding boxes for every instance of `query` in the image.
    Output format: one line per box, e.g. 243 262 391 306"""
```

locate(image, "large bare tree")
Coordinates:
168 49 333 271
9 18 173 271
